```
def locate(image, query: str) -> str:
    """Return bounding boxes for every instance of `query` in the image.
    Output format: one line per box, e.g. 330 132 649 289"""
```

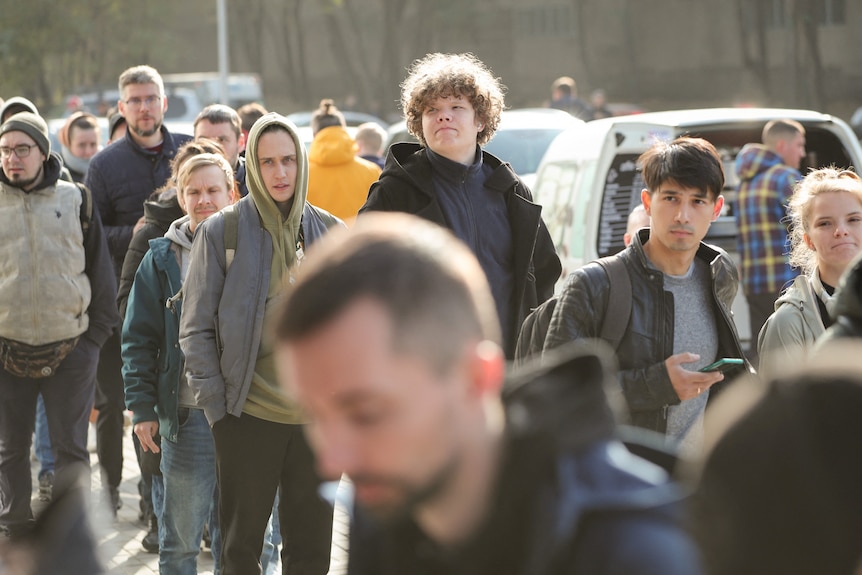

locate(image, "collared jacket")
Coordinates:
121 221 188 443
545 229 750 434
117 193 184 319
85 125 192 280
347 344 703 575
0 153 117 348
307 125 381 221
757 274 826 374
734 143 800 296
179 113 344 426
360 142 561 358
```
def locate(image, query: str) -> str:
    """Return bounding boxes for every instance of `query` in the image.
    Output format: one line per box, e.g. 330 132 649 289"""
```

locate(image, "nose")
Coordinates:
310 426 355 480
675 203 690 224
834 220 850 236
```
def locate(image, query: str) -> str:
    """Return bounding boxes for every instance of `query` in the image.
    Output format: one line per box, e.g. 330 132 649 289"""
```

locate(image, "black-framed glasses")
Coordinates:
123 95 162 109
0 144 38 159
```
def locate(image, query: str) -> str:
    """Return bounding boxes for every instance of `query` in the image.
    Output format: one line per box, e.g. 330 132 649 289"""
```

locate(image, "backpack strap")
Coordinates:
595 256 632 351
76 183 93 238
223 206 239 271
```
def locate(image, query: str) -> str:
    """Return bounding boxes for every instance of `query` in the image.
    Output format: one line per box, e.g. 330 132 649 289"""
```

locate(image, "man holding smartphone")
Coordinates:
544 137 751 452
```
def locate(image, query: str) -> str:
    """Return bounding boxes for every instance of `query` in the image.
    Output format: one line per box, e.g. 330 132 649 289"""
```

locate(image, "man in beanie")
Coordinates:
0 112 118 539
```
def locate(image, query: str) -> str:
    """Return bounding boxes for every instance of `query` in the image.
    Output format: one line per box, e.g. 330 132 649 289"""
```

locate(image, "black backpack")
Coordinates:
514 256 632 363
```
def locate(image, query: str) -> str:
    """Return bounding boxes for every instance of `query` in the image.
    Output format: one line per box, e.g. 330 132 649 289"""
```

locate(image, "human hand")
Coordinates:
665 352 724 401
133 421 160 453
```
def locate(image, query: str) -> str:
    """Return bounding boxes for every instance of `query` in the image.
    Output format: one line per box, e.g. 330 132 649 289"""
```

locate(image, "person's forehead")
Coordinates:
257 130 296 155
0 131 36 146
196 120 235 138
122 82 160 97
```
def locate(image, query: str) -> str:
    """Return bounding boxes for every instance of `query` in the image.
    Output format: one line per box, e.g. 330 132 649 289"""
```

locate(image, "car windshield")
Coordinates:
485 128 565 175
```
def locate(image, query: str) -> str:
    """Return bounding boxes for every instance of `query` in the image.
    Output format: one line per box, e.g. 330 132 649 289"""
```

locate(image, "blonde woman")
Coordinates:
757 167 862 372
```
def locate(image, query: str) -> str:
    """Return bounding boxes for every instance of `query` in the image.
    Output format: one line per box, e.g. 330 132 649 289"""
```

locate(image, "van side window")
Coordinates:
598 154 643 258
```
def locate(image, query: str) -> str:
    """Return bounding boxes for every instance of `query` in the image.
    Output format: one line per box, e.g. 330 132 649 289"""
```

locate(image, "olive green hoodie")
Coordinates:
244 113 309 423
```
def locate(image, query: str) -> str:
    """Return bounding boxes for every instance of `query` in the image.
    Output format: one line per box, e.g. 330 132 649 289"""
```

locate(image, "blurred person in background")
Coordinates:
735 119 806 364
354 121 387 170
307 99 381 221
237 102 268 145
58 112 101 183
547 76 591 121
193 104 248 197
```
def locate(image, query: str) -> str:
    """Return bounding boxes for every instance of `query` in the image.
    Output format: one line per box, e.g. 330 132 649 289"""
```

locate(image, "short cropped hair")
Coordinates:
275 213 501 375
762 119 805 148
401 53 505 147
194 104 242 139
237 102 268 134
787 167 862 275
638 136 725 200
354 122 386 155
311 99 345 136
118 65 164 97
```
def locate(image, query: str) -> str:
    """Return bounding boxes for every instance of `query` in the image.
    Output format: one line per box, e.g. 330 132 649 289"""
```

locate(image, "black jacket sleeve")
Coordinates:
83 208 120 348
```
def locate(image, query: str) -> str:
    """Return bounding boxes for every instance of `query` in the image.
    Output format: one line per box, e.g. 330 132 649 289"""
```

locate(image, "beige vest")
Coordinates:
0 180 91 345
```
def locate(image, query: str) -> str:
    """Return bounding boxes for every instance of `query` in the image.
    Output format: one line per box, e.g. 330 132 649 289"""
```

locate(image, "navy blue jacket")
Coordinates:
347 344 703 574
85 125 192 281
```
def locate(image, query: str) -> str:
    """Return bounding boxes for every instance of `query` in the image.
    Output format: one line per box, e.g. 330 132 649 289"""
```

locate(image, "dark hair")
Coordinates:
638 136 725 200
311 99 345 135
237 102 268 133
194 104 242 139
275 213 501 374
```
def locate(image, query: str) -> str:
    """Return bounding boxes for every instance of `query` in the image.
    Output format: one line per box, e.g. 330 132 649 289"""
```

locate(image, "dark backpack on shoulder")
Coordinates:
514 256 632 363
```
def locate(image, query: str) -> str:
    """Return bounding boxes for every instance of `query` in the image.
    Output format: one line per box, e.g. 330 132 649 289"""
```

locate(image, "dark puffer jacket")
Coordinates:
85 125 192 281
545 229 750 434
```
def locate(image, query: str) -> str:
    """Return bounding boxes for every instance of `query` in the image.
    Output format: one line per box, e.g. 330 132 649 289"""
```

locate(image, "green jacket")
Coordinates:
121 230 185 442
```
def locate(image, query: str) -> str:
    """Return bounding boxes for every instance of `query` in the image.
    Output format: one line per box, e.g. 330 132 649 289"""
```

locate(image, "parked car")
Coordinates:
530 107 862 346
385 107 583 188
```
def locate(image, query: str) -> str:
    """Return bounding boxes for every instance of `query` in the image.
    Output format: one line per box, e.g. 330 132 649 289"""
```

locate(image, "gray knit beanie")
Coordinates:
0 96 39 123
0 112 51 157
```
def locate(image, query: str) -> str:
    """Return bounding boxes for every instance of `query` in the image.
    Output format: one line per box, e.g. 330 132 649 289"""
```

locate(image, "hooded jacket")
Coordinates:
179 113 344 426
85 124 192 281
361 142 561 359
307 126 381 221
734 143 800 296
757 274 828 373
545 229 750 434
347 344 702 575
121 216 192 442
0 153 117 348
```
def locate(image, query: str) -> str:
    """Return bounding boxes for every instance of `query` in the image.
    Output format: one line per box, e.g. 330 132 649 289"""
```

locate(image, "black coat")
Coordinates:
361 143 561 358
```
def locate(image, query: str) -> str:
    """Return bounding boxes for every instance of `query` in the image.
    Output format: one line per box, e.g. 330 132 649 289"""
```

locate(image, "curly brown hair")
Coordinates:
401 53 505 147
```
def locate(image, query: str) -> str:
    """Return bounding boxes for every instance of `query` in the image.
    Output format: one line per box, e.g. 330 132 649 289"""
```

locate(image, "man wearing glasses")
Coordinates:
85 65 191 547
0 112 117 540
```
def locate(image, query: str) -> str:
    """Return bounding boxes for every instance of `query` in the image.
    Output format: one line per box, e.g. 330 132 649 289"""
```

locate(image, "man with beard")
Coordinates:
273 213 702 574
0 112 117 540
85 66 191 547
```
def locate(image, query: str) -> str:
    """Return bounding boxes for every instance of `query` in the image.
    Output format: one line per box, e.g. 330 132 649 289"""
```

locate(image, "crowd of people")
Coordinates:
0 53 860 575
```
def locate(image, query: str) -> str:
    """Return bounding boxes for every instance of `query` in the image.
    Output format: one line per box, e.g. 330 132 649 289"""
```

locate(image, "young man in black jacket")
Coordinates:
545 137 750 452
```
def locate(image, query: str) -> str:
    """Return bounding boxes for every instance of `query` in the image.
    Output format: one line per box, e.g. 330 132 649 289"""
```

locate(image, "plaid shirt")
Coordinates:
735 144 800 295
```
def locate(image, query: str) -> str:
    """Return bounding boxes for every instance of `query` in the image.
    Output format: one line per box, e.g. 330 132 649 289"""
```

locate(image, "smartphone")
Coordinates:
699 358 744 373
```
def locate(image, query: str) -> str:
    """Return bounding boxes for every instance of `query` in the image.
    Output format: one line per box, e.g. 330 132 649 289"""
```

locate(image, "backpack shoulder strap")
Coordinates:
76 182 93 238
223 206 239 271
595 256 632 351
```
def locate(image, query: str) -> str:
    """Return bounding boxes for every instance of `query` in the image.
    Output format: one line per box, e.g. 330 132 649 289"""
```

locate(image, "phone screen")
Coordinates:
699 358 744 373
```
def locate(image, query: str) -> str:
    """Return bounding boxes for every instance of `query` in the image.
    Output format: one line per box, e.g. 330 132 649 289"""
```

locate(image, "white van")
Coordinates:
531 107 862 345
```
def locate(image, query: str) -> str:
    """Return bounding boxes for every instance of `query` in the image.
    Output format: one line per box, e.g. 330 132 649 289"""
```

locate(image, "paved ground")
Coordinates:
30 423 350 575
